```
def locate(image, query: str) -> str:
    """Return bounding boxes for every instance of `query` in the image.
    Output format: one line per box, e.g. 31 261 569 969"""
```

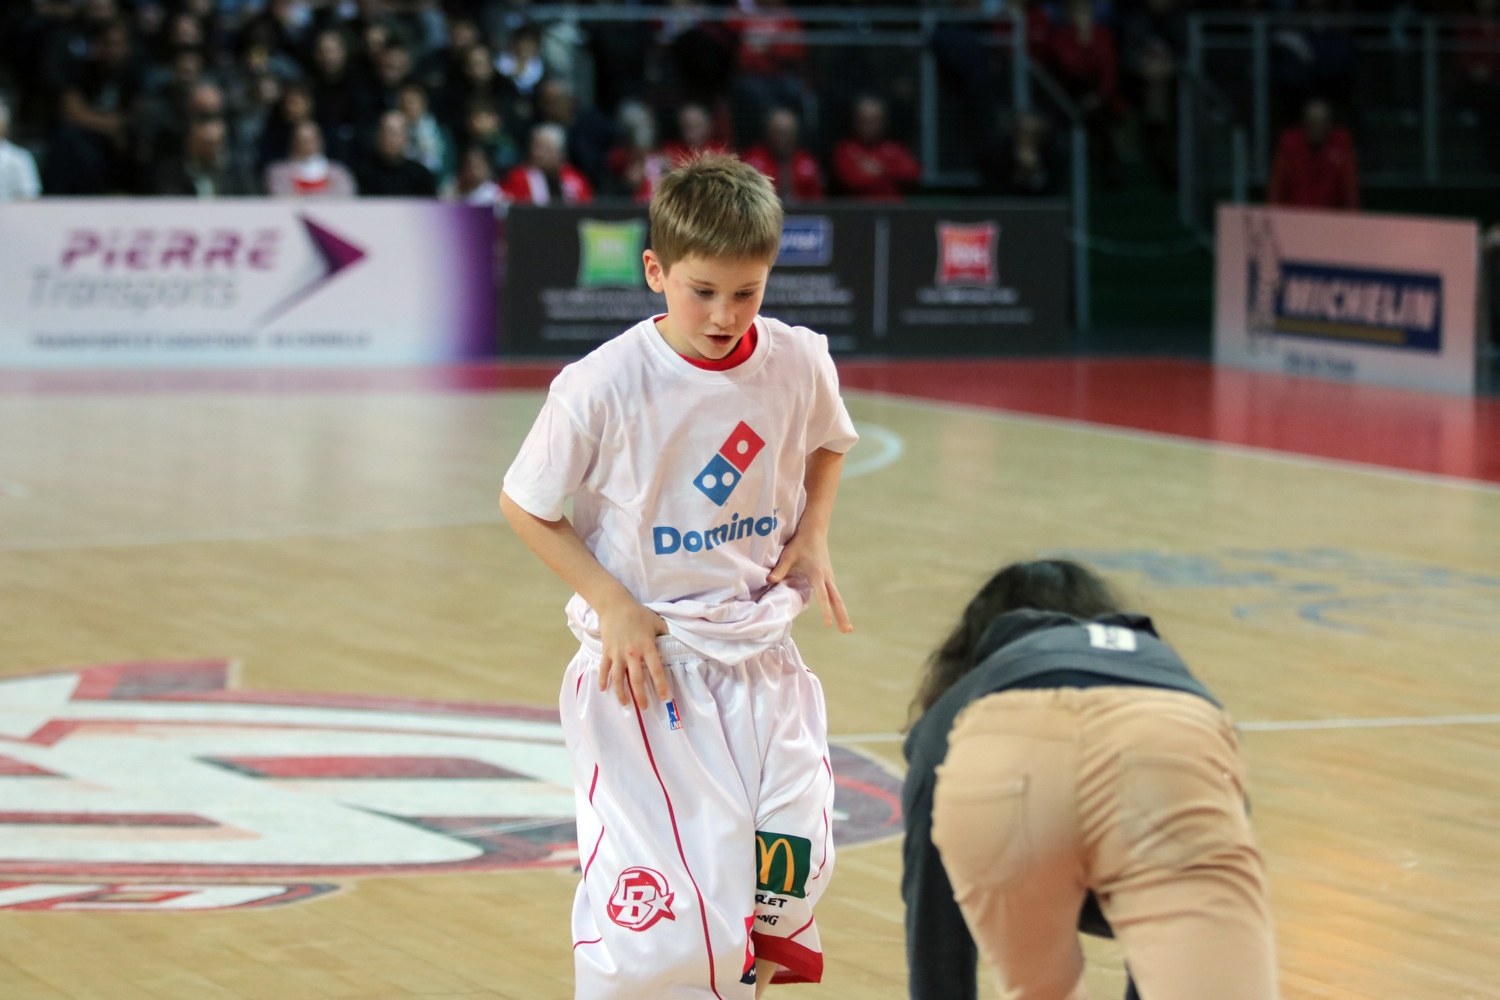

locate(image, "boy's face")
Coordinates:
644 251 770 361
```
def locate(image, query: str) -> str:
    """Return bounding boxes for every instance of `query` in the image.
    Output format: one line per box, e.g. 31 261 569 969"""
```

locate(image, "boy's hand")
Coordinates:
767 529 853 633
597 596 671 708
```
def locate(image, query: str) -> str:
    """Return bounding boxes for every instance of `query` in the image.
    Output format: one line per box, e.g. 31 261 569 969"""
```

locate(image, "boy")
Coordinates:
500 154 858 999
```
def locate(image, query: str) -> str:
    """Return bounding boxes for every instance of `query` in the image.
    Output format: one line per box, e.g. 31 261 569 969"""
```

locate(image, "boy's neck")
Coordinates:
654 315 758 371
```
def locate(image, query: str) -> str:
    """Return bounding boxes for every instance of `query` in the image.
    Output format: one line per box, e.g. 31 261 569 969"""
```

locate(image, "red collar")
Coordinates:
659 317 759 370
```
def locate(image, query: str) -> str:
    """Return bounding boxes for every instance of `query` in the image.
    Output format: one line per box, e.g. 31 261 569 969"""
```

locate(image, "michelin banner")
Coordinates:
502 203 1070 356
0 200 494 367
1215 205 1478 394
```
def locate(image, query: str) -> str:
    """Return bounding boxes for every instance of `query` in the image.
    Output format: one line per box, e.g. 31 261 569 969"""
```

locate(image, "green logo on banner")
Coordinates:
577 219 646 288
755 831 812 899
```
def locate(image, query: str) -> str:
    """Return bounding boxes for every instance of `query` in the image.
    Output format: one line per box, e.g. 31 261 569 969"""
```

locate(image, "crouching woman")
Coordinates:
902 560 1277 1000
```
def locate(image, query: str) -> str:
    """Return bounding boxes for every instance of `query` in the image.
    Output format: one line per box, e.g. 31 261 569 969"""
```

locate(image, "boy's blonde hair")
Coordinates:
649 153 783 270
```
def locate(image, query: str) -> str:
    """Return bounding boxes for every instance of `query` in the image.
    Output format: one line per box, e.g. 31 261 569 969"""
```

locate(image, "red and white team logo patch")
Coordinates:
606 867 676 930
936 221 999 287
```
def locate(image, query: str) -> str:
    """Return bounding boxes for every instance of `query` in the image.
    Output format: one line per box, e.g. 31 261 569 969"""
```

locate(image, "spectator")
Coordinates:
237 0 311 73
496 24 545 99
500 122 591 205
357 109 437 196
444 143 506 206
606 99 666 202
445 44 519 141
257 82 314 177
266 119 357 196
586 14 653 113
742 106 822 202
419 18 481 98
398 82 451 184
1121 0 1185 189
661 102 729 167
730 0 808 147
535 77 614 191
832 95 921 200
1268 97 1359 211
43 18 142 194
375 42 414 112
135 47 206 164
463 99 519 175
1458 0 1500 171
138 75 223 189
0 97 42 200
933 0 1004 187
154 115 252 196
1269 0 1357 135
658 0 737 108
309 29 376 165
231 71 281 183
1042 0 1123 184
989 111 1061 196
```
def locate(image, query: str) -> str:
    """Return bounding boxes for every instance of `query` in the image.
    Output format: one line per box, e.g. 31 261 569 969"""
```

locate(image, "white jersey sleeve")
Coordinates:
805 333 859 456
502 383 598 522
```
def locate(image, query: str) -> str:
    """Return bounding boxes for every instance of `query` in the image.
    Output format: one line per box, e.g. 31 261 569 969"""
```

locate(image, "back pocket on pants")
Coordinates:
932 774 1031 893
1118 753 1248 870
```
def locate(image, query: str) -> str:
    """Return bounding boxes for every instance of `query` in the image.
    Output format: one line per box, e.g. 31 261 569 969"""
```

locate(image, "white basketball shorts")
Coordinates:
561 634 835 999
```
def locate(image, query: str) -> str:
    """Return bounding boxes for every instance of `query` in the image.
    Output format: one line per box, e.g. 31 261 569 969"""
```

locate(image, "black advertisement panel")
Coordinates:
502 202 1068 356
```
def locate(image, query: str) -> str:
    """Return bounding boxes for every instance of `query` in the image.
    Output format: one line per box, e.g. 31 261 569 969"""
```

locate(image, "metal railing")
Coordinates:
1185 11 1500 186
1178 68 1248 244
1027 63 1091 332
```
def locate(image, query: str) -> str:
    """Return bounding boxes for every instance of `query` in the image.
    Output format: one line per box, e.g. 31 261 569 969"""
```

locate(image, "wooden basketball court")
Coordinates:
2 359 1498 999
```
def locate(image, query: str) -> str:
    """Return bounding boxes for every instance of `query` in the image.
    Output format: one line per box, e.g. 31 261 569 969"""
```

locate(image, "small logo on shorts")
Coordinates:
694 421 766 506
756 831 813 899
607 867 676 930
665 700 684 731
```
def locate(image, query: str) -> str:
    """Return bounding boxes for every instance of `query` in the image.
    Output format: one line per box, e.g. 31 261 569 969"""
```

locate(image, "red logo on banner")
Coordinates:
607 867 676 930
936 222 999 287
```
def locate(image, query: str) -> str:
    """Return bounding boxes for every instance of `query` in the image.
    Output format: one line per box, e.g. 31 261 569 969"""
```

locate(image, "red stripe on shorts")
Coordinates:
630 682 724 1000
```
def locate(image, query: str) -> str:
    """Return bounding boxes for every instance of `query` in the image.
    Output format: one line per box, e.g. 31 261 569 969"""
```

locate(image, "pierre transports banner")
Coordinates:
1215 204 1479 394
0 200 494 367
502 203 1070 356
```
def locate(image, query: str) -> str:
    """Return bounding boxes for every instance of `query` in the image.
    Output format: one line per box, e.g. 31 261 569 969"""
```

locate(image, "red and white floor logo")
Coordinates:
606 867 675 930
0 661 903 912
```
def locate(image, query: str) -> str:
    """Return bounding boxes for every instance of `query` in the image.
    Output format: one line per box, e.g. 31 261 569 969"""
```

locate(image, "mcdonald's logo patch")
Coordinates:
755 831 812 899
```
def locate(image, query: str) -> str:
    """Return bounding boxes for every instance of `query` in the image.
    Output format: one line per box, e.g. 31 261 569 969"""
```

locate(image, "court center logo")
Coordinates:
693 421 766 506
936 221 999 287
606 867 676 930
0 661 902 912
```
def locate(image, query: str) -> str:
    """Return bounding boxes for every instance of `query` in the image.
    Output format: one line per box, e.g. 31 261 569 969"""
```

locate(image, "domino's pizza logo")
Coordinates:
693 421 766 506
607 867 676 930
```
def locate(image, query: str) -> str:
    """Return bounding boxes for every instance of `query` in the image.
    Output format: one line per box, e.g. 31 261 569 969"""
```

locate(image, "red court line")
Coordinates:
835 358 1500 487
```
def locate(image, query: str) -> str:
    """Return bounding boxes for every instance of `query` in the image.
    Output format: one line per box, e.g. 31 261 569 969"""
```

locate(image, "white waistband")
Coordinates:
576 632 705 665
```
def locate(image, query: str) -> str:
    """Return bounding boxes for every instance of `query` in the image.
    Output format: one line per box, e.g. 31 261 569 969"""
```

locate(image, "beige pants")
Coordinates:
931 687 1277 1000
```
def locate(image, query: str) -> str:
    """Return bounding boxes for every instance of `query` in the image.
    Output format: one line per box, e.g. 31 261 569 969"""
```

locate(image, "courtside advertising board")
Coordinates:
1215 204 1479 394
503 203 1070 356
0 200 494 367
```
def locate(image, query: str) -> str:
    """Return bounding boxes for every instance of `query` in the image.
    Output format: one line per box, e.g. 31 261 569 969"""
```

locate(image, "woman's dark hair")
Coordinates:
910 559 1121 718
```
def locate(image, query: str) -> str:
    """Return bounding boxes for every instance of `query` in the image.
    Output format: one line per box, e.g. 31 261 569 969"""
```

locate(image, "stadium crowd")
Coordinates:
0 0 1458 206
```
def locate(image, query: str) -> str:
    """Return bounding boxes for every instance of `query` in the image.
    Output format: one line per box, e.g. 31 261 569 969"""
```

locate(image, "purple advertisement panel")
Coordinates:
0 200 494 367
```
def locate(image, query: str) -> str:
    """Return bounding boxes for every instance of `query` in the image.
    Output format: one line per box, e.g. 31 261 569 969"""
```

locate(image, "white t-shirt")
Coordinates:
503 314 859 664
0 140 41 201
